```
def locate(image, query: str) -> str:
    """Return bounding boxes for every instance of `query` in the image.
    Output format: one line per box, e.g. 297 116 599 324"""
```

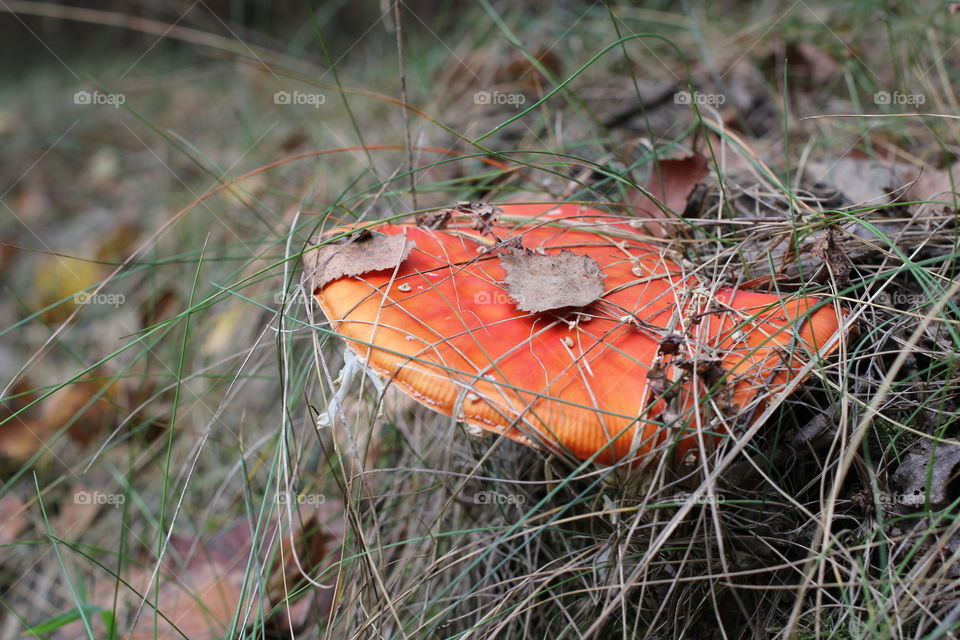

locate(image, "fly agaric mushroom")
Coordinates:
306 203 844 467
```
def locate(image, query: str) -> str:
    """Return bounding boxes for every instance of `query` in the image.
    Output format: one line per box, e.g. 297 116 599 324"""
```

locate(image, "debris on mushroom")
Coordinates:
303 229 414 289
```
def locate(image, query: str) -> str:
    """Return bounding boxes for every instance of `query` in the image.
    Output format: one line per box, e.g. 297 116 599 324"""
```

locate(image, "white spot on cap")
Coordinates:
466 392 481 403
397 283 412 292
464 423 485 438
562 336 575 348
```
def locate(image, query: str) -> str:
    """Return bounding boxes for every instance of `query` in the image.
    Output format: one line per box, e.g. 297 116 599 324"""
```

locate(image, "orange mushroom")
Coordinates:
307 203 844 467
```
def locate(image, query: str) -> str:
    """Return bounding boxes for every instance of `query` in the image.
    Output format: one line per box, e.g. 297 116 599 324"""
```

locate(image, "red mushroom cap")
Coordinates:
310 203 844 466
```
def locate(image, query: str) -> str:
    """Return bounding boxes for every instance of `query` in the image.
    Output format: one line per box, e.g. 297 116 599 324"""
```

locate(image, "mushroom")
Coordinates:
306 203 844 467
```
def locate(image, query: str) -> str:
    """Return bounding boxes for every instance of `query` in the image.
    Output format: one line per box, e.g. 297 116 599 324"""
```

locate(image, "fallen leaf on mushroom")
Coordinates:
499 248 604 313
305 229 415 289
306 202 846 468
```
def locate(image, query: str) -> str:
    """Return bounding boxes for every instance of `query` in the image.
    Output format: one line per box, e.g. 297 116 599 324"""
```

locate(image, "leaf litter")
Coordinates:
499 247 604 313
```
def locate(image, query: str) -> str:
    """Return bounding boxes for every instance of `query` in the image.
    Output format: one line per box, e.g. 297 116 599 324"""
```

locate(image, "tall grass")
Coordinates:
1 1 958 638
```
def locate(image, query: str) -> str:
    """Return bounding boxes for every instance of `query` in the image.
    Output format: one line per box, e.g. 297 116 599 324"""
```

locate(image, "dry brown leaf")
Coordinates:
463 201 502 236
0 236 16 277
892 440 960 510
492 46 562 91
905 163 960 209
125 563 252 640
1 382 49 463
94 223 141 262
811 228 852 286
0 419 50 462
32 254 104 323
763 39 838 91
0 376 118 463
266 514 328 604
419 201 502 234
107 519 264 640
793 42 839 85
139 288 180 329
419 208 453 230
38 377 118 448
806 157 913 207
500 248 603 313
0 495 28 547
75 502 344 639
305 230 415 290
55 484 106 535
264 512 336 635
626 152 709 238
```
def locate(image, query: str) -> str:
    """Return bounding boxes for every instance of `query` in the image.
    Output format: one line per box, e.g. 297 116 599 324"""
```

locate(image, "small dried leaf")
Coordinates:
646 364 677 401
658 334 684 355
905 162 960 209
811 228 852 286
56 484 104 534
139 288 179 328
626 152 709 238
32 254 104 323
107 518 265 640
806 158 912 208
500 248 603 313
38 377 118 447
0 419 48 462
459 201 502 236
305 231 414 290
0 495 28 546
267 514 328 605
675 357 727 388
793 42 838 84
493 46 563 91
419 208 453 230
